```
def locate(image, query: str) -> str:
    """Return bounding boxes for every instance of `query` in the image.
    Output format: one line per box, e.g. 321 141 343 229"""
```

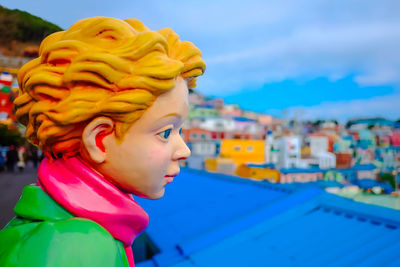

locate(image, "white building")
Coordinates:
315 152 336 169
191 141 219 156
309 135 329 156
265 132 279 165
300 152 336 170
276 136 301 169
198 117 236 132
186 141 220 170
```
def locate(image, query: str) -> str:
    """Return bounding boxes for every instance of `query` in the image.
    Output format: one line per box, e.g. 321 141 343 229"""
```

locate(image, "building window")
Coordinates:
246 146 254 152
191 133 197 139
234 145 241 151
201 134 206 139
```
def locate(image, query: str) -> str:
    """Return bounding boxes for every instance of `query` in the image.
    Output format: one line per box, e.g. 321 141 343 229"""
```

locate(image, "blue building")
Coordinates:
134 168 400 266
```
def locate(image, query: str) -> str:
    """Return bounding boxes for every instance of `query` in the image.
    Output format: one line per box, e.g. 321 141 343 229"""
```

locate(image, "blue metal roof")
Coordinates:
352 163 377 171
316 180 345 188
135 168 315 266
246 163 276 169
280 167 325 174
355 179 393 193
389 145 400 151
171 194 400 267
233 116 256 122
351 118 395 127
136 168 400 267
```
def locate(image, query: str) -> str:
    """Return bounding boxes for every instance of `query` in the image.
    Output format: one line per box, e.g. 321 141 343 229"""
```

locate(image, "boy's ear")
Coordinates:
82 117 114 164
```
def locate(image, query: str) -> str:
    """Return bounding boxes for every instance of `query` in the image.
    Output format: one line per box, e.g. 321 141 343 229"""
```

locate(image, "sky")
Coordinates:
2 0 400 121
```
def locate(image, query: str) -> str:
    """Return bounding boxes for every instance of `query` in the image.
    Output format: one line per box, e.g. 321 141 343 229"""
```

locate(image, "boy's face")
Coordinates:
98 77 191 199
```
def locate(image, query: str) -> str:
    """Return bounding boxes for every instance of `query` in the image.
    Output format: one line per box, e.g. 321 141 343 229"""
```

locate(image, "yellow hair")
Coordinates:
15 17 205 158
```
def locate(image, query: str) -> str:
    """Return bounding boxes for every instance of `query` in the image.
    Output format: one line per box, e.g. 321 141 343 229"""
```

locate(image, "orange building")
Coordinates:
204 157 236 175
336 153 353 169
235 164 280 182
182 127 213 143
220 139 265 166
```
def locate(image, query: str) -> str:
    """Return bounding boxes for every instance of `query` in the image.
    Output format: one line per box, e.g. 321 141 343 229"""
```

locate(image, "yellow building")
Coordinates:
235 164 280 182
220 139 265 166
204 157 237 175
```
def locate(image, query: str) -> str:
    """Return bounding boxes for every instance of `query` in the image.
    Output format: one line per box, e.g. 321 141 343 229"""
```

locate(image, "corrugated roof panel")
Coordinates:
249 209 352 265
329 226 400 266
177 187 322 257
147 186 284 244
307 221 389 265
280 213 376 265
182 203 320 266
386 256 400 267
136 169 400 267
183 204 400 266
137 169 289 245
357 236 400 266
260 210 336 258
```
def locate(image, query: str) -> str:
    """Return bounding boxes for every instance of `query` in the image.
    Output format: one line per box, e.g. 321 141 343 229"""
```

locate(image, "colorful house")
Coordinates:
231 117 265 140
324 168 359 183
353 163 378 180
280 168 324 183
188 106 220 119
309 132 334 153
309 135 329 155
392 131 400 146
335 153 353 169
204 157 237 175
182 127 213 143
204 98 224 110
333 136 353 153
188 89 205 106
358 129 376 149
235 163 280 182
220 104 242 117
275 136 301 168
186 140 221 170
324 170 345 183
196 117 236 133
220 139 265 166
191 140 220 156
0 73 16 124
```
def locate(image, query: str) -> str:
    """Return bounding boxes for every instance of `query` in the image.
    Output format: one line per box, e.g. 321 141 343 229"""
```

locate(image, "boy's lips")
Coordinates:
164 172 179 184
165 172 179 177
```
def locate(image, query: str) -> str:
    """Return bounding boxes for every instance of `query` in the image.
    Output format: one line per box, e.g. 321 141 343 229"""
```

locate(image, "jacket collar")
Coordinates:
38 156 149 247
14 184 73 221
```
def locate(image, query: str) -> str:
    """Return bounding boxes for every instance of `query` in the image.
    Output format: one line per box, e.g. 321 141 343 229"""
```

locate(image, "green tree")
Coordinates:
0 5 62 43
0 124 26 146
380 173 395 190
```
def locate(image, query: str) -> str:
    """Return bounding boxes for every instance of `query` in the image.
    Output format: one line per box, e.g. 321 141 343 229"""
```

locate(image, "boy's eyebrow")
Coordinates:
160 113 181 119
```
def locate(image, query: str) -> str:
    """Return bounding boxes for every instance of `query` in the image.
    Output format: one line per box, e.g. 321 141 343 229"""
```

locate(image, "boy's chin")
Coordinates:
140 188 165 200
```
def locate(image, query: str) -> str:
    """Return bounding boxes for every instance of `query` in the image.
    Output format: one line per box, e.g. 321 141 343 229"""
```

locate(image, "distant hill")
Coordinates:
0 5 63 56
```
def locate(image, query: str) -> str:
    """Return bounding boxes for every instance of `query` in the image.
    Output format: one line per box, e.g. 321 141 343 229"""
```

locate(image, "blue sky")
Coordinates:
3 0 400 121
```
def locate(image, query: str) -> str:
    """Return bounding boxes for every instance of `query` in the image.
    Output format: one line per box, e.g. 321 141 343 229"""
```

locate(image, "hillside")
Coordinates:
0 5 63 56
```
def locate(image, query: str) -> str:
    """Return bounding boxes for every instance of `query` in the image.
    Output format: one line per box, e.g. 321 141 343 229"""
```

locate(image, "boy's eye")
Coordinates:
158 129 172 140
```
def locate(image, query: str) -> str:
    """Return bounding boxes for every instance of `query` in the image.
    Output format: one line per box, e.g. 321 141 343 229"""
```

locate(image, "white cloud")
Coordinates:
194 0 400 95
3 0 400 109
203 19 400 95
285 94 400 121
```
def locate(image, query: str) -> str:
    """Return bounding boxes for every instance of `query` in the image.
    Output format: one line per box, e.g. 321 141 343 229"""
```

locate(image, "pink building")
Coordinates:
279 168 324 183
392 131 400 146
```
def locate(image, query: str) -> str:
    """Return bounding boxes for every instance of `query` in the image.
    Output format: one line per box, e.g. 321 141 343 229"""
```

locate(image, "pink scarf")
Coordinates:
38 156 149 267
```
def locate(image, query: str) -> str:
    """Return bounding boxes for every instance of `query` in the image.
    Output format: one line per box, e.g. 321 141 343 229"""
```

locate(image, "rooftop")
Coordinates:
136 168 400 267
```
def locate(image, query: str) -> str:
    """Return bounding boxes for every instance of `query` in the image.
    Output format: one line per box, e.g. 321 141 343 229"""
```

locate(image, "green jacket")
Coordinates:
0 185 130 267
